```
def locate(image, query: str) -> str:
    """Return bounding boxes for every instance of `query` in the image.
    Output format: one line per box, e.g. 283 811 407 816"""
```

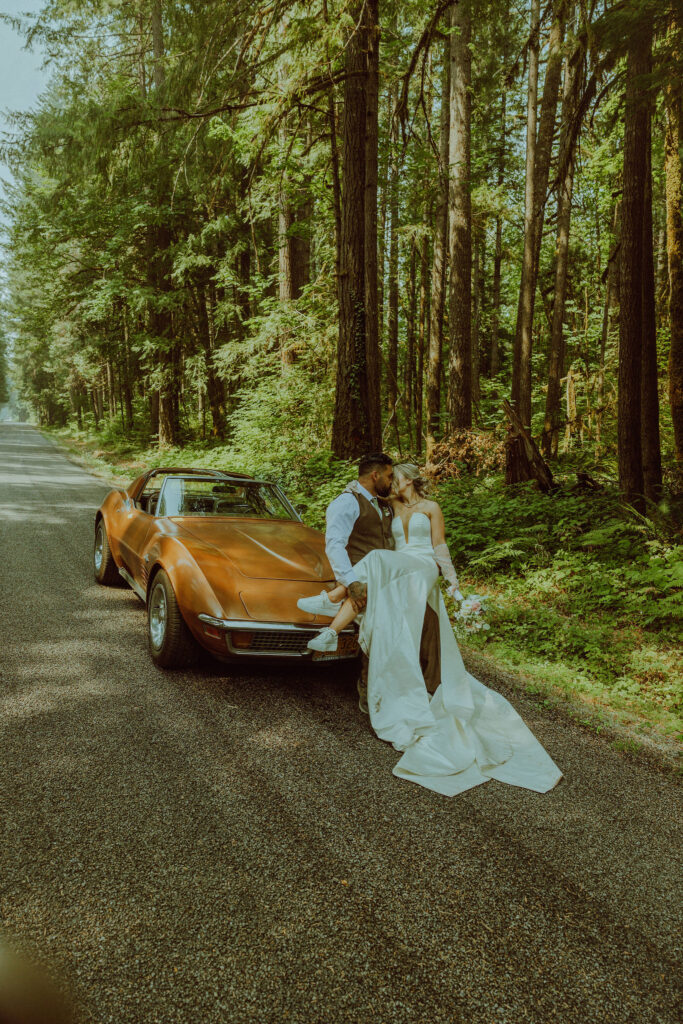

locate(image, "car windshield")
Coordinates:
155 476 295 521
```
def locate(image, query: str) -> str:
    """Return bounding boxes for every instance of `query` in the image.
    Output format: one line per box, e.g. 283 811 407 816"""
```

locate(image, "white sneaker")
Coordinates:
307 627 339 653
297 591 342 617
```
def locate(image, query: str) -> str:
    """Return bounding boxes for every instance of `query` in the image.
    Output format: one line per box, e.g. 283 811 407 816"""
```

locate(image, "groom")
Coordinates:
305 452 441 713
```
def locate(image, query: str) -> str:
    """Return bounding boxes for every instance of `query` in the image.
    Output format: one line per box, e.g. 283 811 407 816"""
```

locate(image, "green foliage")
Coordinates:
0 332 8 406
437 475 681 729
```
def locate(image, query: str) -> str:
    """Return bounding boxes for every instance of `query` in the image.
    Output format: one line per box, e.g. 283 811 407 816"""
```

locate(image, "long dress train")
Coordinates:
353 512 563 797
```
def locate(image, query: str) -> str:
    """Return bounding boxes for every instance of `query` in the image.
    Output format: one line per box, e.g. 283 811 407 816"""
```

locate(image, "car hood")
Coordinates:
173 518 332 582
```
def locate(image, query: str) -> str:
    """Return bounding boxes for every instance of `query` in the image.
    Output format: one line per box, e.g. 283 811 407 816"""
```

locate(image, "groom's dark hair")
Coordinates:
358 452 394 477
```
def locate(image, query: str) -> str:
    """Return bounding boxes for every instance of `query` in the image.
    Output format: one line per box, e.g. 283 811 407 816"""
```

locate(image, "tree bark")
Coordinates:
121 306 134 428
406 241 417 449
597 203 620 450
510 0 540 421
364 0 381 448
447 0 472 431
278 139 295 368
472 220 483 408
323 0 342 308
196 287 227 439
507 0 540 483
618 27 650 509
278 19 296 368
542 42 577 459
641 102 662 501
417 229 429 456
151 0 177 447
331 2 376 458
665 19 683 492
386 83 400 419
490 89 505 381
509 0 566 480
426 37 450 457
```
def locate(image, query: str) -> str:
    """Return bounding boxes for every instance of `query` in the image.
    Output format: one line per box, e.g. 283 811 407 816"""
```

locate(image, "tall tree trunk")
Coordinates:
542 42 577 458
196 287 227 439
656 220 668 324
641 102 662 501
322 0 342 309
278 22 296 369
377 89 392 355
530 1 567 279
507 0 540 483
151 0 177 447
278 143 295 367
618 27 651 509
472 221 482 409
363 0 381 448
490 88 506 381
665 18 683 492
386 82 400 419
106 360 116 420
292 121 312 298
328 89 342 302
447 0 472 430
122 306 134 428
405 241 417 450
508 0 565 480
510 0 540 419
597 203 620 451
417 229 429 456
426 38 450 457
331 2 375 457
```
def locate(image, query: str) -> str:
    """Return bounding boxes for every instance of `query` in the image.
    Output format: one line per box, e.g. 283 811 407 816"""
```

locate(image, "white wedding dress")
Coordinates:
353 512 563 797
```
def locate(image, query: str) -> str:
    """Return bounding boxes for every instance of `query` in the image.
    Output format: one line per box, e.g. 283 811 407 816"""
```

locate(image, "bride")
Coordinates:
306 463 563 797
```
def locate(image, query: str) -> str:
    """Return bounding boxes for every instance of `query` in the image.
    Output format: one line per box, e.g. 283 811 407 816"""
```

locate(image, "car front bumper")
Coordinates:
198 615 359 661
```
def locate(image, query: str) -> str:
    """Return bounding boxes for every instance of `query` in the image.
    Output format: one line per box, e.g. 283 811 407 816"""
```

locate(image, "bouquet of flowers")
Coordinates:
452 593 491 633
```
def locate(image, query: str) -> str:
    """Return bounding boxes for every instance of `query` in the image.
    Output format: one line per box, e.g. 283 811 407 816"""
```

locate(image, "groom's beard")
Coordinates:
376 483 392 497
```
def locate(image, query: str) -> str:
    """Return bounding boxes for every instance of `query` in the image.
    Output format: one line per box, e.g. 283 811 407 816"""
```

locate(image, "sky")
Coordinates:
0 1 49 230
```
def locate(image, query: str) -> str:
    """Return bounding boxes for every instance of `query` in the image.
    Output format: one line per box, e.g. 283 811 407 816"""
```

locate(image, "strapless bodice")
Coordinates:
391 511 433 552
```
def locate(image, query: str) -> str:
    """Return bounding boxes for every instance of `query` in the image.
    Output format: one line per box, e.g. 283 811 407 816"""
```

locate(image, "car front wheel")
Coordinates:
147 569 197 669
94 519 120 585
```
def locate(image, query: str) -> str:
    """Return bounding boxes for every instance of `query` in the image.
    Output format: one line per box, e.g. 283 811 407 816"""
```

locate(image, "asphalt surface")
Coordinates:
0 421 681 1024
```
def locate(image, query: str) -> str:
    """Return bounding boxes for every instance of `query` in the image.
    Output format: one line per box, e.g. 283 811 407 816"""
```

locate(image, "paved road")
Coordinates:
0 422 680 1024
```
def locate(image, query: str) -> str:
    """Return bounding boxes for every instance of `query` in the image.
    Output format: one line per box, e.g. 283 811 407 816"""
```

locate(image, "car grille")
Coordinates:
228 628 359 658
250 630 313 653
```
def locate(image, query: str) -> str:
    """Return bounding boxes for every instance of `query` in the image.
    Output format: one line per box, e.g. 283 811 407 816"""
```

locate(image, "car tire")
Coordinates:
147 569 197 669
94 519 120 586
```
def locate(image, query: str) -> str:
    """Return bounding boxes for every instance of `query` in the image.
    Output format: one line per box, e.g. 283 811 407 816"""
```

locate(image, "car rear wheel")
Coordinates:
94 519 120 585
147 569 197 669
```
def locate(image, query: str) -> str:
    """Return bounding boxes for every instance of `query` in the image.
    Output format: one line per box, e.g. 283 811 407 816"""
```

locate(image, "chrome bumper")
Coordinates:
198 615 358 660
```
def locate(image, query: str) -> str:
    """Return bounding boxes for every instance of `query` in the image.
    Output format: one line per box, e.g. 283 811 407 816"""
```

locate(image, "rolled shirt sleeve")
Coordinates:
325 492 360 586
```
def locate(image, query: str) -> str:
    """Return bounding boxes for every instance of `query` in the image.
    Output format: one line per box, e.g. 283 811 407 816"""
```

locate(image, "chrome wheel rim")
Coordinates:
149 584 167 650
94 525 104 571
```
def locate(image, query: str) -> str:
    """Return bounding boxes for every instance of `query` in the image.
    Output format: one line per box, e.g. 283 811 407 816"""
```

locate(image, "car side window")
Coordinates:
136 477 169 514
156 477 185 517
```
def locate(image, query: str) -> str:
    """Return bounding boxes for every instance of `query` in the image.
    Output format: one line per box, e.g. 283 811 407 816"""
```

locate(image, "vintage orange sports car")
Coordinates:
93 468 359 668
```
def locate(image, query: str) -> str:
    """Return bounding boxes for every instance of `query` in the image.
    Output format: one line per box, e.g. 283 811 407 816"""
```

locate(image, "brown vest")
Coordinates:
346 491 395 566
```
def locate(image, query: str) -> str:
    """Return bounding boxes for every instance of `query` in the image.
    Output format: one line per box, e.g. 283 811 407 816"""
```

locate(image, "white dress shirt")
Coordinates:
325 482 382 586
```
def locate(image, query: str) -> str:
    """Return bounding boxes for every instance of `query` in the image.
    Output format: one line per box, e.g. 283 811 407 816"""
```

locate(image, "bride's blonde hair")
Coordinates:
393 462 431 498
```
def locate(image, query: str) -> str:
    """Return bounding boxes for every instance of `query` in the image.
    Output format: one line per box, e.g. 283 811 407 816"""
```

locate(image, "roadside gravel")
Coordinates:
0 423 681 1024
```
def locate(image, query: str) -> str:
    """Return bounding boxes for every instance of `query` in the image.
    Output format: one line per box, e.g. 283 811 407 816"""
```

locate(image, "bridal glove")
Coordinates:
433 543 464 602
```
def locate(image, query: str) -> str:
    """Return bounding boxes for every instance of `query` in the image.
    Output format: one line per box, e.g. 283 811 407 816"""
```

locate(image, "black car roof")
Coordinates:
142 467 255 483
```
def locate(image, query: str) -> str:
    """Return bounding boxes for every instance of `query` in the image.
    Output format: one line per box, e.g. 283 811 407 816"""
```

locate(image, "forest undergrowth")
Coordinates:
47 419 683 748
